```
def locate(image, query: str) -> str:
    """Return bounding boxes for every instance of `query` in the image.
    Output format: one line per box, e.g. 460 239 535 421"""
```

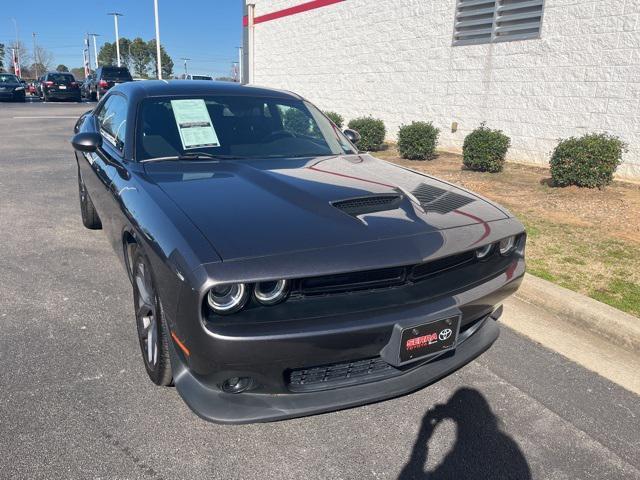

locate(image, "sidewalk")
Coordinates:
501 274 640 395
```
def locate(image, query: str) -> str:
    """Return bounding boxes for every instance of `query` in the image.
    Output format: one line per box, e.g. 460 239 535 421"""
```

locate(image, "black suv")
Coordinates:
39 72 81 102
85 66 133 101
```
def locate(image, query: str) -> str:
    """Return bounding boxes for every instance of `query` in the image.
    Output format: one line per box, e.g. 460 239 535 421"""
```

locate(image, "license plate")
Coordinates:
400 316 460 363
59 85 66 89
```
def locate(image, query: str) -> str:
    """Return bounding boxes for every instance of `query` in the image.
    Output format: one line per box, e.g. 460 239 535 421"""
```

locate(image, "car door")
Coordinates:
79 93 129 244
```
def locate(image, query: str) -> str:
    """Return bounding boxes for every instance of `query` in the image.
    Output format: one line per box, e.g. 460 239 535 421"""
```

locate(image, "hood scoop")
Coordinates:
331 193 404 217
411 183 475 214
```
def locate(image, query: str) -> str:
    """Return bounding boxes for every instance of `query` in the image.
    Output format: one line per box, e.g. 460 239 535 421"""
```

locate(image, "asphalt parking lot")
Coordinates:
1 99 639 480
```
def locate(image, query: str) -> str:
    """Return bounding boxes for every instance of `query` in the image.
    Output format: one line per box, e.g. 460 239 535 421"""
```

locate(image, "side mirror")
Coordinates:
71 132 102 153
343 128 361 144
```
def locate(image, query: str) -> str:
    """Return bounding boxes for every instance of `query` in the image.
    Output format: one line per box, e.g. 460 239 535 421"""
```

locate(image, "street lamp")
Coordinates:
153 0 162 79
107 13 123 67
181 57 191 78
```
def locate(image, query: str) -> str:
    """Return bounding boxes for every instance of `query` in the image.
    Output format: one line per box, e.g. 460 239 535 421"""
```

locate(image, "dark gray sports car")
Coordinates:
71 81 525 424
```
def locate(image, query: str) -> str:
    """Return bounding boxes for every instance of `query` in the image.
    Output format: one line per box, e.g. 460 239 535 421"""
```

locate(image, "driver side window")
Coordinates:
97 95 128 152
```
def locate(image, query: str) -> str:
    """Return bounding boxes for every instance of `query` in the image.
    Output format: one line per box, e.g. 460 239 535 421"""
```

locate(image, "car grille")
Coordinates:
287 357 399 392
296 250 482 296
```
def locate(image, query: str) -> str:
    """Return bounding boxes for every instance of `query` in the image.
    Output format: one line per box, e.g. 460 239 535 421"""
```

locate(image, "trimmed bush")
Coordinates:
347 117 386 151
397 121 439 160
463 123 511 173
550 133 626 188
324 111 344 128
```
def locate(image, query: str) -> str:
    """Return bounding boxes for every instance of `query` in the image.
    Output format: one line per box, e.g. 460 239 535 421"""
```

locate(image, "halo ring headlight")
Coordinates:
499 236 516 256
475 244 493 260
254 279 289 305
207 283 248 314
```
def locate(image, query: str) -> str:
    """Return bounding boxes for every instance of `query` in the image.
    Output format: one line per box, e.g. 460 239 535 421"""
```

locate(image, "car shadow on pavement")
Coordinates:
398 387 531 480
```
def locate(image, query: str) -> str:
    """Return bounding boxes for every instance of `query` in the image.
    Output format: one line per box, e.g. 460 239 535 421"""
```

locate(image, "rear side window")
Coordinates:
100 67 132 81
97 95 128 151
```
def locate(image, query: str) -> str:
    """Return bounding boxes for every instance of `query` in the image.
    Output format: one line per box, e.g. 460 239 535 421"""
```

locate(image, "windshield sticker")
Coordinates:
170 99 220 150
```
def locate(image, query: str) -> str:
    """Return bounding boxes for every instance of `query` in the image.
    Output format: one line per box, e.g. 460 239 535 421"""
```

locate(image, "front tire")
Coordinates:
131 246 173 386
77 167 102 229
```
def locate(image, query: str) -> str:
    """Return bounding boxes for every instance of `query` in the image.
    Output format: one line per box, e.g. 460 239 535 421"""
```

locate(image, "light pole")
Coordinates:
236 46 243 84
11 18 20 77
181 57 191 78
32 32 39 78
85 35 92 72
108 13 123 67
88 33 100 69
153 0 162 79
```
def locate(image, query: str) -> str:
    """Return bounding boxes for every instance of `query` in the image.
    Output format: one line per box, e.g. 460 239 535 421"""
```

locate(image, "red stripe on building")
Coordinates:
243 0 345 26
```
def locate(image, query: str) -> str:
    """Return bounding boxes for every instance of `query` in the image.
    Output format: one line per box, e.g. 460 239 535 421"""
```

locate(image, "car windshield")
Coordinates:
101 67 132 81
136 95 357 161
191 75 212 80
0 74 19 84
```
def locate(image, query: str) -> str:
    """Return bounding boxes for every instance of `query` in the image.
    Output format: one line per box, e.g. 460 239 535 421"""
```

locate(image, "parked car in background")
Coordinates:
185 74 213 80
27 82 38 95
85 66 133 101
70 81 526 424
40 72 81 102
0 73 26 102
80 74 94 100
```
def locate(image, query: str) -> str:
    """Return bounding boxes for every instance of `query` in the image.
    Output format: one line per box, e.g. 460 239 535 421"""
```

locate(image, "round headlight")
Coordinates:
254 279 289 305
475 244 493 260
499 236 516 256
207 283 248 314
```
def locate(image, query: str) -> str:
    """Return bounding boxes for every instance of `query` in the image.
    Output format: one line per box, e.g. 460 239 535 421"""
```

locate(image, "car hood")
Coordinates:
144 154 509 261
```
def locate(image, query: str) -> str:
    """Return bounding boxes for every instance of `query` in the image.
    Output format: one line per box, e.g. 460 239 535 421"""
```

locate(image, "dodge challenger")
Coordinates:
70 80 525 423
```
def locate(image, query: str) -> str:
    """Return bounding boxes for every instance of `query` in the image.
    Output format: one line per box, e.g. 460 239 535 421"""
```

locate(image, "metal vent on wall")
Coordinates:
411 183 475 214
453 0 544 46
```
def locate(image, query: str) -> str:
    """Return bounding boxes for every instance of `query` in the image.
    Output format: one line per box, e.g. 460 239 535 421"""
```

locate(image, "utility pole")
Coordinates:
88 33 100 69
32 32 39 78
180 57 191 78
153 0 162 79
107 13 123 67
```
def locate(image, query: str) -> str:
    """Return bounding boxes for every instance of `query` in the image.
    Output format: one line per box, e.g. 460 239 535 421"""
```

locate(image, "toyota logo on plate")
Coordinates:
439 328 453 341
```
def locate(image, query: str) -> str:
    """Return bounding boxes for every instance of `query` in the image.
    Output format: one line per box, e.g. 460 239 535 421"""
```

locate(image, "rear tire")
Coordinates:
77 166 102 229
41 91 48 102
131 245 173 386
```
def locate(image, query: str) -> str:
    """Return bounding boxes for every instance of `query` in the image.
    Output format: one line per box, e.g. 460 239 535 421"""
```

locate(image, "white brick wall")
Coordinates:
248 0 640 177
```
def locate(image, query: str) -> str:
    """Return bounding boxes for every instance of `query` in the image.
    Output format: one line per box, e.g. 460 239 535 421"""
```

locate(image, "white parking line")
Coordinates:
13 116 79 119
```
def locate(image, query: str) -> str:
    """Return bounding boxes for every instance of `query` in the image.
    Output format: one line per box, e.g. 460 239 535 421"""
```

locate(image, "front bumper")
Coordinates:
0 90 24 101
168 253 524 423
171 312 501 424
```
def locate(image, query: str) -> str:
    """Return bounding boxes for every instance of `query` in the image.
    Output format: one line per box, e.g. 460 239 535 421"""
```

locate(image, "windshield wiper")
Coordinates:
141 152 245 163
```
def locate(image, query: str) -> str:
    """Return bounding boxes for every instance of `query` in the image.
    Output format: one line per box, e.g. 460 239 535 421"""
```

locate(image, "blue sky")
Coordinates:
2 0 243 77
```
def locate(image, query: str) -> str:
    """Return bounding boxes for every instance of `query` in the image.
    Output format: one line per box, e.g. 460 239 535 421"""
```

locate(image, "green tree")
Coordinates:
56 64 69 72
97 42 117 66
148 39 173 78
129 38 151 78
71 67 86 80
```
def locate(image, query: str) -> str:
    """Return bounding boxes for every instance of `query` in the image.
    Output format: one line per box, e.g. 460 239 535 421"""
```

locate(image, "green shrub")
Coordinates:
463 123 511 173
550 133 627 188
397 121 439 160
347 117 386 151
324 111 344 128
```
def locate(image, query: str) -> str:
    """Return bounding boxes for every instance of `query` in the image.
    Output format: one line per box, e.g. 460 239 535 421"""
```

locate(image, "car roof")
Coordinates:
112 80 303 103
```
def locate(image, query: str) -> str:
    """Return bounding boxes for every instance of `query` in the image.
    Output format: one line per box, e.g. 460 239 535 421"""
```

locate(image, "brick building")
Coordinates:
242 0 640 177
